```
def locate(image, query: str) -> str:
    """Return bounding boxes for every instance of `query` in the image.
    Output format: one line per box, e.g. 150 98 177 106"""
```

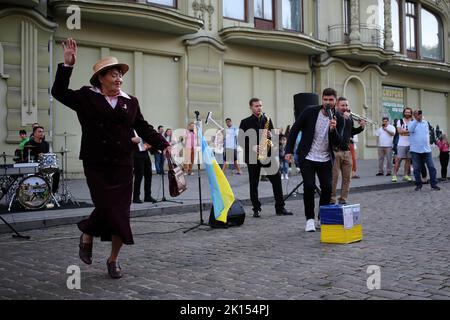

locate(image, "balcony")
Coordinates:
0 0 40 8
327 24 394 63
383 56 450 79
49 0 204 35
219 27 328 55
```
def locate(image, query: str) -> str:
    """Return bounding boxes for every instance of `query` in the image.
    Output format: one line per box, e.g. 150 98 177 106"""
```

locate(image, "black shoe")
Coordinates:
144 196 157 203
79 234 93 265
338 201 347 205
106 260 123 279
385 173 391 176
414 186 422 191
431 186 441 191
376 173 384 176
133 199 143 204
253 210 261 218
276 208 293 216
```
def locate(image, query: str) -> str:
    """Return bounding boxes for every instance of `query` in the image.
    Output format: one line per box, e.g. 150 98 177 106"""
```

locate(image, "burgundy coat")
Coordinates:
51 64 169 166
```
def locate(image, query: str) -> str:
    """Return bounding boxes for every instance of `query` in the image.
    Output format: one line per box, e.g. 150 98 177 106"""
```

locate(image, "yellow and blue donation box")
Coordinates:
319 204 363 244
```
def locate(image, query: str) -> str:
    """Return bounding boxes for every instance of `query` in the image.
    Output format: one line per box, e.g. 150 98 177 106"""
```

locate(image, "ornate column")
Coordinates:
384 0 394 50
349 0 360 44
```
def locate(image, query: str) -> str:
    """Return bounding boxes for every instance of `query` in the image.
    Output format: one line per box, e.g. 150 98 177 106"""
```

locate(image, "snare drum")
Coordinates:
16 174 51 210
38 153 59 174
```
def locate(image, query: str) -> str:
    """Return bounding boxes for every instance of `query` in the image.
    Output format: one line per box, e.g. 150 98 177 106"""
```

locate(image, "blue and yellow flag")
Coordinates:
199 131 235 223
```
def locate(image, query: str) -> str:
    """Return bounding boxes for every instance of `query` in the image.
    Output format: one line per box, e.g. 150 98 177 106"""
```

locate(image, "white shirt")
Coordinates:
90 87 131 109
224 126 238 149
376 124 396 147
306 111 330 162
397 118 411 147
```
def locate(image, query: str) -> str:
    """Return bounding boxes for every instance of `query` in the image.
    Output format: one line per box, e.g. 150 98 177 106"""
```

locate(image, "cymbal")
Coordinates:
54 132 76 137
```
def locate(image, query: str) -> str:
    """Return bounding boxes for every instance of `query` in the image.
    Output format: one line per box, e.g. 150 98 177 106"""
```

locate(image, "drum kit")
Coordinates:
0 131 79 212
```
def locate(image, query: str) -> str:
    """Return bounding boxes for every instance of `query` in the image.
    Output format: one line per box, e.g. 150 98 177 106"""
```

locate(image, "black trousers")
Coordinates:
133 153 152 200
247 164 284 212
300 159 333 220
439 152 449 179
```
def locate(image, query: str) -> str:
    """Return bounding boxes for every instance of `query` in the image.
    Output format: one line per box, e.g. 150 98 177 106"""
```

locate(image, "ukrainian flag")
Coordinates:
200 131 235 223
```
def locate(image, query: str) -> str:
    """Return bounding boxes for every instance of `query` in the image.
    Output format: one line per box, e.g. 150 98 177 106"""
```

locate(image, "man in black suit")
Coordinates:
239 98 293 218
285 88 343 232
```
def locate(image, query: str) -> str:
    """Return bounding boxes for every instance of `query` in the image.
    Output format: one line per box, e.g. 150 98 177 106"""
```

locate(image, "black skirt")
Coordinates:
78 162 134 245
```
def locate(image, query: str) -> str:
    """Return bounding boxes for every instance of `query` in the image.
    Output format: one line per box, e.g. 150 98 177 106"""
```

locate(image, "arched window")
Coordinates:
420 8 443 60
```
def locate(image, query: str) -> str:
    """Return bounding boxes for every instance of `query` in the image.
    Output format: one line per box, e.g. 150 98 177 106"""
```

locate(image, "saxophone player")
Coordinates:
239 98 293 218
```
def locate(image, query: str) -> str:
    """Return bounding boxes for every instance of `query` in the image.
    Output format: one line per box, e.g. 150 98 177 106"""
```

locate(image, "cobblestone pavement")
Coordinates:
0 183 449 300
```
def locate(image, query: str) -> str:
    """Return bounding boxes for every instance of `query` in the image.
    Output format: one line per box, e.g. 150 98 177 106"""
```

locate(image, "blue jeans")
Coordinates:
280 160 288 174
410 152 438 188
154 153 164 174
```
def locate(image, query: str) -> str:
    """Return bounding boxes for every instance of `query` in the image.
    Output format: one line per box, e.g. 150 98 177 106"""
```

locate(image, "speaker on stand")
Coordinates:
285 92 321 202
293 93 319 120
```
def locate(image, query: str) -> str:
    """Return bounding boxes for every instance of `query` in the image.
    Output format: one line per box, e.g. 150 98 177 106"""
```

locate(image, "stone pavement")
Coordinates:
0 182 449 300
2 158 444 233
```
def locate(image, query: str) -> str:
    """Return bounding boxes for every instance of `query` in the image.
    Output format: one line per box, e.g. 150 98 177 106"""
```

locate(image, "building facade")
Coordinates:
0 0 449 174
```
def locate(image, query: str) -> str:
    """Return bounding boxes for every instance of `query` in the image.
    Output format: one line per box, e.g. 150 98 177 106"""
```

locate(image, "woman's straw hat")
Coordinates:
90 56 129 86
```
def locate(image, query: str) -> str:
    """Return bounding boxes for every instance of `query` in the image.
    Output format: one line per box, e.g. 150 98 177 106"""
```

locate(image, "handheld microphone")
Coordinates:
194 110 200 121
325 104 333 120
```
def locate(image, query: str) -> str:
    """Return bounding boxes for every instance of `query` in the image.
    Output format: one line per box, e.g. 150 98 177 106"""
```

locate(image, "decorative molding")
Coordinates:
21 20 38 125
0 42 10 79
349 0 360 44
315 57 388 76
192 0 214 31
384 0 394 51
184 36 227 52
0 7 58 32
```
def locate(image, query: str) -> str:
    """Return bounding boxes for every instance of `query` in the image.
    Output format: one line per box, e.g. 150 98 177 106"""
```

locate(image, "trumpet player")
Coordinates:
238 98 293 218
330 97 366 205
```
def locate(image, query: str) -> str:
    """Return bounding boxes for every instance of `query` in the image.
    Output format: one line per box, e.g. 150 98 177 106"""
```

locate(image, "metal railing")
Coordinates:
328 24 385 49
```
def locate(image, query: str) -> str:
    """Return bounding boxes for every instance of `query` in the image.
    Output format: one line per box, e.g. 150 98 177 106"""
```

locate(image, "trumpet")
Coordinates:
349 112 378 126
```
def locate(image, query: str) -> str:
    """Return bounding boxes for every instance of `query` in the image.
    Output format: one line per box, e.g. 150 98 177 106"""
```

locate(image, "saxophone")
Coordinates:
257 114 274 161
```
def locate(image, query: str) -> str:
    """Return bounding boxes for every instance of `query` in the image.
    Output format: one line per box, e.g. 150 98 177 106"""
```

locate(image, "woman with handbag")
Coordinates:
51 38 171 279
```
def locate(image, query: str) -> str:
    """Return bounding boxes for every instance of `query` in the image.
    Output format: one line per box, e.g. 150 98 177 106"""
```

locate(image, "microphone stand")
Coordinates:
184 111 207 233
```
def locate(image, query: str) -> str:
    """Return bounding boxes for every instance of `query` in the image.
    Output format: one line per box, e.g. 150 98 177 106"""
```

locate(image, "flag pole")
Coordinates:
184 110 206 233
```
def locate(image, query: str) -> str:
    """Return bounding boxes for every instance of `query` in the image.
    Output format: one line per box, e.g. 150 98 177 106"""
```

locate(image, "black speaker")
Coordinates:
209 200 246 228
293 93 319 120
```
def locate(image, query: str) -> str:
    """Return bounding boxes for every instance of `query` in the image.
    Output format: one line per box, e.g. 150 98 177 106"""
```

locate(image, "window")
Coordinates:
405 1 417 56
420 8 443 60
254 0 274 30
391 0 400 52
282 0 302 32
147 0 175 7
254 0 273 20
223 0 246 21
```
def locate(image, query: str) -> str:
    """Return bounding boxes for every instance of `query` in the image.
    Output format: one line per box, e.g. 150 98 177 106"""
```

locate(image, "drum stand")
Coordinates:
59 149 79 206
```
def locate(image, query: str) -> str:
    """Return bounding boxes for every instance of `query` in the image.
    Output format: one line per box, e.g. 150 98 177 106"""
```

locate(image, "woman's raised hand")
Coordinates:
62 38 77 66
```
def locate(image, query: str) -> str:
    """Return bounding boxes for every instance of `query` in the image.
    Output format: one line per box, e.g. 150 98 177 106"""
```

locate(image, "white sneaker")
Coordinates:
305 219 316 232
315 220 321 229
285 174 289 180
281 174 285 180
296 168 301 174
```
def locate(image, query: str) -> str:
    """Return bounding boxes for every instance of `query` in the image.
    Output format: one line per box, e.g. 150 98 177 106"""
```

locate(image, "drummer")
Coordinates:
24 126 60 194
